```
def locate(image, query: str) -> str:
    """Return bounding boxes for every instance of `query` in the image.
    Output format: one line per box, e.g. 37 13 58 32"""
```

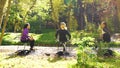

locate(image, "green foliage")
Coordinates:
73 38 97 67
96 41 120 57
3 0 120 33
50 0 65 25
108 42 120 47
77 46 97 66
69 14 78 31
71 36 97 67
85 22 97 32
71 32 120 68
72 36 95 47
2 33 21 45
30 0 50 22
72 37 120 68
97 41 120 48
7 0 50 33
28 15 42 33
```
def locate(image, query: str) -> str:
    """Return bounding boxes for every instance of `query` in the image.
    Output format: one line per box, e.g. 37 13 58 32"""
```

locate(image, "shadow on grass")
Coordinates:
5 49 31 59
5 53 18 59
47 54 71 63
47 56 63 63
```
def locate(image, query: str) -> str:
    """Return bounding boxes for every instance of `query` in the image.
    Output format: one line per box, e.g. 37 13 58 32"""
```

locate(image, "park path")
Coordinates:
0 46 77 57
0 46 120 57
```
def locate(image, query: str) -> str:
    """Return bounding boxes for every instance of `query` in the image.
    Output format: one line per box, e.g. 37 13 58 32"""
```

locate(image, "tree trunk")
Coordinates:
50 0 59 29
0 0 12 45
78 0 85 30
67 7 71 30
74 0 85 30
0 0 7 28
14 20 17 33
113 7 120 32
112 0 120 33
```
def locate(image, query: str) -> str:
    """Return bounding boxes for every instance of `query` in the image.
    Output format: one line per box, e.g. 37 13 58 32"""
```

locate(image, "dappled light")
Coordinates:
0 0 120 68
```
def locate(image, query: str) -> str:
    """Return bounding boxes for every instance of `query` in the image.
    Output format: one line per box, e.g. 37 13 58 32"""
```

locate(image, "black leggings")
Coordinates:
21 39 35 50
103 33 111 42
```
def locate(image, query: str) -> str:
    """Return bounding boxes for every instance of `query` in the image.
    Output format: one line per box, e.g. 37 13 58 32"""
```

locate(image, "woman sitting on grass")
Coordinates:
100 21 111 42
55 22 71 52
20 23 35 50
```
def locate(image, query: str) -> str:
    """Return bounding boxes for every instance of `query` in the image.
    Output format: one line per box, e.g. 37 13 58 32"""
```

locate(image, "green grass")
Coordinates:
1 29 77 45
2 31 56 45
71 52 120 68
96 57 120 68
36 31 56 45
1 30 120 47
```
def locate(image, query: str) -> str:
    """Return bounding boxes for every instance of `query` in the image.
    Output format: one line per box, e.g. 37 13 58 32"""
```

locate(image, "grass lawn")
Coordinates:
1 30 120 47
97 57 120 68
1 30 78 45
2 32 56 45
0 52 77 68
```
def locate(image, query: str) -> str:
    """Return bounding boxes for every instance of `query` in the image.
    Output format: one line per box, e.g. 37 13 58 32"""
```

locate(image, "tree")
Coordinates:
22 0 37 23
95 0 120 33
7 0 37 32
111 0 120 32
0 0 12 45
76 0 85 30
9 0 21 32
0 0 7 29
50 0 64 29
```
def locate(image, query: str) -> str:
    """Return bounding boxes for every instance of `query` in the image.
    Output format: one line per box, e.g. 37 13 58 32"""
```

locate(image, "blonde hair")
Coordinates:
60 22 66 26
60 22 67 30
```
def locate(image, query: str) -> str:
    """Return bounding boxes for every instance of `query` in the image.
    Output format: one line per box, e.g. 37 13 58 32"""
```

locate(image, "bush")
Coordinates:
77 46 97 67
72 37 95 47
72 37 97 67
96 41 120 57
72 36 120 68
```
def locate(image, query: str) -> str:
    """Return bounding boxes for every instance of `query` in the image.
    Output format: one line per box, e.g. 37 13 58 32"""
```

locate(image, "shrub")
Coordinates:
72 37 95 47
97 42 120 57
72 37 118 68
72 37 97 67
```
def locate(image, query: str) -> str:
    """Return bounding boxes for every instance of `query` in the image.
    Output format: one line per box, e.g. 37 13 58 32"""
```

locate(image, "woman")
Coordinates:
100 21 111 42
21 23 35 50
55 22 71 52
